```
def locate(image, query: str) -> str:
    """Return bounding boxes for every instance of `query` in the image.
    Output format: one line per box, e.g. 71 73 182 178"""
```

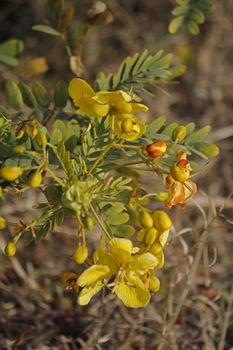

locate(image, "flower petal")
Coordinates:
149 273 160 292
131 103 148 113
109 238 133 264
130 253 158 273
149 242 164 269
78 281 103 305
95 91 132 104
77 264 110 287
68 78 95 100
115 283 150 308
159 229 170 247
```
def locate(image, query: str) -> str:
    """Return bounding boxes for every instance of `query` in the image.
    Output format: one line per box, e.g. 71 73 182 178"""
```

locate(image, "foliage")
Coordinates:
0 0 219 309
169 0 215 35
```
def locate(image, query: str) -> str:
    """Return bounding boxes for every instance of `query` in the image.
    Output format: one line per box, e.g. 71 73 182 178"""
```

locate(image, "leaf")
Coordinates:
54 80 68 108
32 25 61 36
145 116 166 137
169 16 184 34
189 142 219 158
95 49 184 92
4 81 24 110
112 224 135 237
0 54 19 67
18 81 37 108
0 39 24 57
32 82 50 108
185 125 211 143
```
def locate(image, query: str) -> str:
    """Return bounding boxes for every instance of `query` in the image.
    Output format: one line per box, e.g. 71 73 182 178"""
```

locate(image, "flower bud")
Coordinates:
0 166 23 182
5 242 17 257
84 217 94 231
172 125 187 142
73 245 88 264
137 229 146 241
0 186 3 198
170 159 190 182
28 171 43 188
143 227 159 245
154 192 169 201
138 210 154 228
152 210 172 231
146 141 167 158
0 216 6 230
14 145 26 155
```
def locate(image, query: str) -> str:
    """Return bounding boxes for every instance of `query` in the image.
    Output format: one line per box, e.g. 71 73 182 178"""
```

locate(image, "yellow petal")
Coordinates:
109 238 133 264
159 229 170 247
77 264 110 287
125 270 147 290
131 103 148 113
78 281 103 305
94 90 132 104
130 253 158 273
68 78 95 100
75 99 109 117
149 273 160 292
115 283 150 308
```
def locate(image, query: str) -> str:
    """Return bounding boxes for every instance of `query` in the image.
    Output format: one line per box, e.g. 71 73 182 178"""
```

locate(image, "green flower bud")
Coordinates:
172 125 187 142
83 217 94 231
0 216 6 230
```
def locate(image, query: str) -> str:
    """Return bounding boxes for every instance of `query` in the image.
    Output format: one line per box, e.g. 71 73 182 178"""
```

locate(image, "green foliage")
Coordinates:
169 0 215 35
0 39 24 66
95 49 186 92
4 81 24 110
32 24 61 36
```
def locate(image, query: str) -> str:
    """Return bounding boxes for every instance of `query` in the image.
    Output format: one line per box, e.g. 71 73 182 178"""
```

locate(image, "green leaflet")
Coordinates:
95 50 184 92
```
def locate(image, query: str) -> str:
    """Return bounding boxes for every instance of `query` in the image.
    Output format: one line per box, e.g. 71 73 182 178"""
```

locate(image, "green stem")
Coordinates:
46 166 65 187
113 143 141 150
87 141 115 176
90 204 112 240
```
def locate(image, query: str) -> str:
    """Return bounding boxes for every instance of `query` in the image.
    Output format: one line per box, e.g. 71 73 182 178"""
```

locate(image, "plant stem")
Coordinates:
46 166 65 187
90 204 112 240
87 141 115 176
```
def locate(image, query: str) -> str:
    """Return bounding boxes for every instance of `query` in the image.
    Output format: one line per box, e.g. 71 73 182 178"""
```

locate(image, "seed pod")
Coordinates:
152 210 172 231
138 210 154 228
13 145 26 155
84 217 94 231
73 245 88 264
144 227 159 245
172 125 187 142
0 166 23 182
28 171 42 188
0 216 6 230
5 242 17 256
146 141 167 158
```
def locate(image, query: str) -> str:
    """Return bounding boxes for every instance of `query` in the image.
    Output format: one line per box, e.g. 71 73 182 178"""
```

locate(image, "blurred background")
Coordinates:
0 0 233 349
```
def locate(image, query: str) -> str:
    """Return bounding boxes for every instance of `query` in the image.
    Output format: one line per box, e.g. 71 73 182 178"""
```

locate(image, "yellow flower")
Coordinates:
113 114 146 141
77 237 160 308
68 78 109 117
94 90 148 115
165 175 197 208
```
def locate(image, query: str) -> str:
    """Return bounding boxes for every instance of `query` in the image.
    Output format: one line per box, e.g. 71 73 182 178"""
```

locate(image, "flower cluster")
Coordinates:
68 78 147 141
76 237 160 308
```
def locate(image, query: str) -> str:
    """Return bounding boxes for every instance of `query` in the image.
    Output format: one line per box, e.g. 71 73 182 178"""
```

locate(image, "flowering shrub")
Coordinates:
0 0 219 309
